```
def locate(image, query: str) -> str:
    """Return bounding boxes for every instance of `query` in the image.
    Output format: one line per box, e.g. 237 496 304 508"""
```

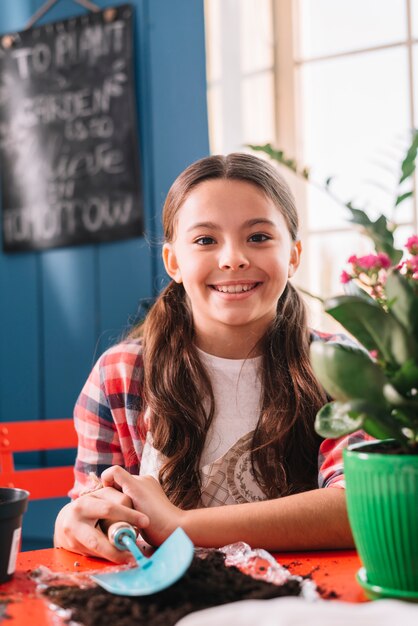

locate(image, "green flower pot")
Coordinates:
343 440 418 598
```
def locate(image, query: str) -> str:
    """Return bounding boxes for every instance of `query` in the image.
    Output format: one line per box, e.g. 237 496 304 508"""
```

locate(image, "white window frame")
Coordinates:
273 0 418 241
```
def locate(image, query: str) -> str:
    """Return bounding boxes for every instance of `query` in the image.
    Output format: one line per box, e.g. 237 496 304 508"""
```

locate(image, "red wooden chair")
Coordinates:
0 419 77 499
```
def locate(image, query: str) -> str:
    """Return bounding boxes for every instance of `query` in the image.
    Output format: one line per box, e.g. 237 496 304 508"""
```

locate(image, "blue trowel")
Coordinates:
90 522 194 596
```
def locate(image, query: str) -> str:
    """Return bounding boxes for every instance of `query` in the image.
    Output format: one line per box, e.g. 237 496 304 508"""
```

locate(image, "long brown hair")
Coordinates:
130 153 327 508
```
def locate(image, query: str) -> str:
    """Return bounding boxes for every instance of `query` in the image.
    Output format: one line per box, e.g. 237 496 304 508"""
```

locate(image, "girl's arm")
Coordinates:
55 341 147 561
101 467 354 550
181 487 352 550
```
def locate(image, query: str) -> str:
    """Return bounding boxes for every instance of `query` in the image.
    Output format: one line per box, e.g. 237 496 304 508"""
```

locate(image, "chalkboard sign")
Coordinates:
0 4 143 253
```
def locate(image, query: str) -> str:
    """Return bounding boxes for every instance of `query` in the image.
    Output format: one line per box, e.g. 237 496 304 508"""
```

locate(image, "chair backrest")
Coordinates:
0 419 77 499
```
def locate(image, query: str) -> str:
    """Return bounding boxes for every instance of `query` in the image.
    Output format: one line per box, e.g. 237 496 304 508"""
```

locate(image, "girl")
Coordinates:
55 153 368 563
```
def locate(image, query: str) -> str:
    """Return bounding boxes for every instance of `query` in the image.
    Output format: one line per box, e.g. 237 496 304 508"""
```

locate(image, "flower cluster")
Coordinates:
313 231 418 450
400 235 418 280
340 237 418 302
252 132 418 450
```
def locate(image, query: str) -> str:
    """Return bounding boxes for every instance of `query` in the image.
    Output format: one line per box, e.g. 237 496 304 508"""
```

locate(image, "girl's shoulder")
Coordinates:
94 337 144 378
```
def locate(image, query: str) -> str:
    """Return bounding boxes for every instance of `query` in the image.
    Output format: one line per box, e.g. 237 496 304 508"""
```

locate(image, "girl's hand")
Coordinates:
101 466 186 546
54 486 149 563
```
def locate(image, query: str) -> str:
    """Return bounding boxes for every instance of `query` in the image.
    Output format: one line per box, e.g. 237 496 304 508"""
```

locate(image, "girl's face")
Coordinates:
163 179 301 354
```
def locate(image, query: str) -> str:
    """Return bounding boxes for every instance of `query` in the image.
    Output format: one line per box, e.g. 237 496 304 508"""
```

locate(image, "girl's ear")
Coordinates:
288 240 302 277
162 243 182 283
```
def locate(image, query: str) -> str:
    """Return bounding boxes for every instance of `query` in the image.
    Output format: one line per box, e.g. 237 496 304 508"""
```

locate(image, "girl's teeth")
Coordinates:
215 284 255 293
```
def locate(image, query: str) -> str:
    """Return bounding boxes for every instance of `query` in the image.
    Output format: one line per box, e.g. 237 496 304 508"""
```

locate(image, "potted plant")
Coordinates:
251 133 418 600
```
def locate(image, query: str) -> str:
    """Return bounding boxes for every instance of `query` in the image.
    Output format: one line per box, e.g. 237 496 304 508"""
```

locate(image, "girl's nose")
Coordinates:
218 245 250 271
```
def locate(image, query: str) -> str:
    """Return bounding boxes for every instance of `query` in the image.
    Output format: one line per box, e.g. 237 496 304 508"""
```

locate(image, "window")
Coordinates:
204 0 418 331
204 0 276 154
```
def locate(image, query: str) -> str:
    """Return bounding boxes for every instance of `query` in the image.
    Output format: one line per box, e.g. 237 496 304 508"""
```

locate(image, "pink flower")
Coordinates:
405 235 418 255
399 255 418 281
405 255 418 273
350 253 391 271
378 253 392 269
340 270 352 284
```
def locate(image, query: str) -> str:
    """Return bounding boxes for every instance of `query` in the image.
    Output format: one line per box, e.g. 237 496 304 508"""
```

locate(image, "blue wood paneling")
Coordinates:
147 0 210 281
0 0 209 550
0 1 43 475
0 253 41 422
97 240 153 353
42 247 97 417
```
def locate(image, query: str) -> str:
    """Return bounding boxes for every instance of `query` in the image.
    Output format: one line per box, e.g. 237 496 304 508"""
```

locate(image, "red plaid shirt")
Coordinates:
70 332 372 499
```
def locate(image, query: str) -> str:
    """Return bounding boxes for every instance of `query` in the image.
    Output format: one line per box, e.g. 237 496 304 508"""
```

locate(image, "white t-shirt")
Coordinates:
140 348 267 506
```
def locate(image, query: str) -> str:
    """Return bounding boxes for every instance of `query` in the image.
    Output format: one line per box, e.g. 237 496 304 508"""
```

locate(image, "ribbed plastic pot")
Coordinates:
343 440 418 593
0 487 29 583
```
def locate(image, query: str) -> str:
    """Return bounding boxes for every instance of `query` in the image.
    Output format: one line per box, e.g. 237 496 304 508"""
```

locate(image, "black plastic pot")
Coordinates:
0 487 29 583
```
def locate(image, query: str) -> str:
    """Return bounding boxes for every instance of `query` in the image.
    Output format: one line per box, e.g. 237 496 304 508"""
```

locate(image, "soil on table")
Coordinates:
0 597 12 620
42 551 303 626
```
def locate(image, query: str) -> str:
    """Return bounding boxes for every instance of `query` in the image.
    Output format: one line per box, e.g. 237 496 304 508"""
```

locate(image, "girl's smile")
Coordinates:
209 281 261 296
163 178 301 357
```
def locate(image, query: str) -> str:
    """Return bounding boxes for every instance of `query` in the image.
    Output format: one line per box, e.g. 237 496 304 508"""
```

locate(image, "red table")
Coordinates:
0 547 367 624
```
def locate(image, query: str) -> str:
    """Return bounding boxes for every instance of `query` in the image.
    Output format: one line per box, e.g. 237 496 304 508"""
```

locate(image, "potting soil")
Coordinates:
42 551 303 626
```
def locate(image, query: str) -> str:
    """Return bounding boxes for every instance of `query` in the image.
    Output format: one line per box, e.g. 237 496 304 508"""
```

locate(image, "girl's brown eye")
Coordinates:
195 236 215 245
249 233 270 242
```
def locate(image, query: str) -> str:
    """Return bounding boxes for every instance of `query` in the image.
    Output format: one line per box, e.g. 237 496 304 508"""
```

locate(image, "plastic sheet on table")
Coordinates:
197 543 318 600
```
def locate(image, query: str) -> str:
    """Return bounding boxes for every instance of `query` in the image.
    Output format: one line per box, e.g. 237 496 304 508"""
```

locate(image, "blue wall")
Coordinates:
0 0 209 548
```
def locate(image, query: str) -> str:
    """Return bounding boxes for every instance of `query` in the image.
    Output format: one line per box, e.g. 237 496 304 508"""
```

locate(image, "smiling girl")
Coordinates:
55 153 368 561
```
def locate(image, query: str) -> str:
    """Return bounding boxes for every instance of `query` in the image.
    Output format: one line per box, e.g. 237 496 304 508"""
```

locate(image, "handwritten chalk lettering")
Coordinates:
51 143 124 180
64 116 114 141
4 195 134 244
3 202 75 243
81 195 133 232
21 80 122 128
3 208 31 243
54 31 78 67
47 181 75 202
12 44 52 80
11 21 127 79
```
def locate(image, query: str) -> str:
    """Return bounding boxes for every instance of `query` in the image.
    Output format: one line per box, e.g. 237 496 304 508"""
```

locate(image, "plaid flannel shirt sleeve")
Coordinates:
318 431 375 489
69 340 146 499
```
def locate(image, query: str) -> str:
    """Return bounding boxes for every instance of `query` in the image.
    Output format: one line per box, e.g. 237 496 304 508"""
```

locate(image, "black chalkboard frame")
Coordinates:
0 4 144 253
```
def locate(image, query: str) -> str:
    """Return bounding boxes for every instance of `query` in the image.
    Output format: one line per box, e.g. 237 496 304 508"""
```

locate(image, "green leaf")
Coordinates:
383 382 418 409
343 280 375 303
346 205 374 227
395 191 413 207
399 130 418 184
310 342 389 405
389 359 418 395
247 143 285 164
362 412 410 442
315 401 364 438
345 207 402 264
247 143 303 177
391 408 418 431
314 399 409 443
385 271 418 345
325 295 416 366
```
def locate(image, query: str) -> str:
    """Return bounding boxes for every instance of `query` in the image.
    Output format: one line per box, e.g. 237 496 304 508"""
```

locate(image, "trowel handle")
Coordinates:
107 521 138 551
